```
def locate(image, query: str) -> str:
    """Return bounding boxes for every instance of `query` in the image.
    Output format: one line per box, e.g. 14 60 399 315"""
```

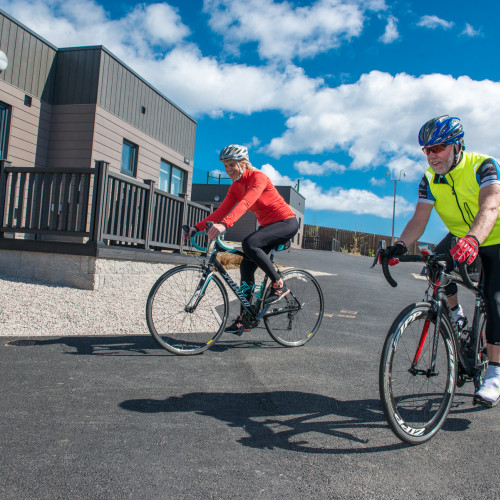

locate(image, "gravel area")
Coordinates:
0 274 158 337
0 268 260 337
0 266 332 337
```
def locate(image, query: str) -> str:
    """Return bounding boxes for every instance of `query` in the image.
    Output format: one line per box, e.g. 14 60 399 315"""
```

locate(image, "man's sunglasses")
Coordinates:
422 143 449 155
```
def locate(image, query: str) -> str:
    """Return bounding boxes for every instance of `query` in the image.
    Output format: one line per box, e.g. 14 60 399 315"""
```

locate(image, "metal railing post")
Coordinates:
0 160 12 239
89 160 109 244
179 193 188 253
143 180 155 250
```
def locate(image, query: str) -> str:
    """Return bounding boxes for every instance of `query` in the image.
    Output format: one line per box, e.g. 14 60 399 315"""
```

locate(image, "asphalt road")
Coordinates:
1 249 498 499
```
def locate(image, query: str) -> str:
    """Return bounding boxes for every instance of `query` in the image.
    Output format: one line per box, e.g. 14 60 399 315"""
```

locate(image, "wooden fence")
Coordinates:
303 224 430 256
0 159 211 251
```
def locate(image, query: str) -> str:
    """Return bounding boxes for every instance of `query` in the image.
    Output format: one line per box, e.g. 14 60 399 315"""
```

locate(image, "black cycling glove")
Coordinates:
379 240 407 266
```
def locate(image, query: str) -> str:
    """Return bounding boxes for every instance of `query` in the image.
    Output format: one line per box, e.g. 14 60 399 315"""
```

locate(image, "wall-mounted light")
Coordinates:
184 157 190 165
0 50 8 73
214 195 220 202
141 106 146 114
24 95 32 107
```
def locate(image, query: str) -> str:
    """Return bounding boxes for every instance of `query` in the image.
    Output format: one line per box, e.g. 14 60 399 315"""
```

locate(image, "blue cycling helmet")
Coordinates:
418 115 465 148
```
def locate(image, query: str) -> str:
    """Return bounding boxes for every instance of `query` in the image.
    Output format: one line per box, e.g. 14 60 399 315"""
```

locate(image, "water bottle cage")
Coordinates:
239 281 265 299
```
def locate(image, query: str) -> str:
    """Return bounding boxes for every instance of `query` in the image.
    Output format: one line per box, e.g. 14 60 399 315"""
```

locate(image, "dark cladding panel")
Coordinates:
52 48 100 105
96 50 196 161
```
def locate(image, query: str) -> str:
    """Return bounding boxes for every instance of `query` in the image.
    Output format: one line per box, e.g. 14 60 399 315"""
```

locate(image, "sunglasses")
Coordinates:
422 143 449 155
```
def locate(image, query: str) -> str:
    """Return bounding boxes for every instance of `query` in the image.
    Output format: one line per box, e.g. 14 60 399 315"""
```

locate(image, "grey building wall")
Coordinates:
0 9 195 190
0 11 57 101
97 50 196 163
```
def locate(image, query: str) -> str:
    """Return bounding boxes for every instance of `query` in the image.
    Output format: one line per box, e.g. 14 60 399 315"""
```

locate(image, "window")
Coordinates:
171 166 184 196
121 139 138 177
0 102 11 159
159 160 171 193
159 159 186 196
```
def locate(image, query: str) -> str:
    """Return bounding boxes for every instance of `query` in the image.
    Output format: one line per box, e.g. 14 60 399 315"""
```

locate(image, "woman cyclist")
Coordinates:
185 144 299 335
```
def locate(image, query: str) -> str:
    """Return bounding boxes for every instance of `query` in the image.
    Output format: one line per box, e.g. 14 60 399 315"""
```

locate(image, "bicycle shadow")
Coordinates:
5 335 280 355
120 390 404 454
119 390 484 452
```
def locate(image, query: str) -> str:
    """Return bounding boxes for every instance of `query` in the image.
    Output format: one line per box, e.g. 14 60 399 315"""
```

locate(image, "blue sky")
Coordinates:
3 0 500 243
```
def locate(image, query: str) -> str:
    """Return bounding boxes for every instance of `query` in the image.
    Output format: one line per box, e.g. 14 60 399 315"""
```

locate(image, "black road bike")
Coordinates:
374 241 488 444
146 222 324 355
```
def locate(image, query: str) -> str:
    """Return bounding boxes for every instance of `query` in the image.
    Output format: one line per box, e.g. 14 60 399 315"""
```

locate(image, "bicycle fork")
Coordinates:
410 300 443 378
184 269 213 313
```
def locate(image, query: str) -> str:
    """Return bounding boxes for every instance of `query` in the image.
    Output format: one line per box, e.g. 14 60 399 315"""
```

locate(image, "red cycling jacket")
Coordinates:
195 169 295 230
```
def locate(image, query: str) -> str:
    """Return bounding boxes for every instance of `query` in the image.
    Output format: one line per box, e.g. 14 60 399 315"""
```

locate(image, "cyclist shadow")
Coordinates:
120 390 409 454
6 334 282 355
6 335 160 356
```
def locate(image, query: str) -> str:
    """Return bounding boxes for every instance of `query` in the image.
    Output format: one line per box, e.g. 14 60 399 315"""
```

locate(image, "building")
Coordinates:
0 9 196 196
0 9 307 288
191 183 305 247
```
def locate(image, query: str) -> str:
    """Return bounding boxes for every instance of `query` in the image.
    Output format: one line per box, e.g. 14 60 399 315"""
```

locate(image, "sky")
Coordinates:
2 0 500 243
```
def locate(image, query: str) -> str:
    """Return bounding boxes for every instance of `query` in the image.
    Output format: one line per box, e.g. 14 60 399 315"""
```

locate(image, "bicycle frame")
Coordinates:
187 236 301 324
387 250 485 382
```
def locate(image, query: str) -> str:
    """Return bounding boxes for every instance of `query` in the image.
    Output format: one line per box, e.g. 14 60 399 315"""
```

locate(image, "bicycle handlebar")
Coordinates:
372 239 479 292
182 222 236 253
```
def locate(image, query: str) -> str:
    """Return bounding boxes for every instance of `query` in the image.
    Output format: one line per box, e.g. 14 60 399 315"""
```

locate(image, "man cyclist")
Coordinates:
382 115 500 408
185 145 299 336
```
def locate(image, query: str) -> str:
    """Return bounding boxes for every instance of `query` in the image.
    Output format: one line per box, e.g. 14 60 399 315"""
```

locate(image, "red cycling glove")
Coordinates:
450 235 479 264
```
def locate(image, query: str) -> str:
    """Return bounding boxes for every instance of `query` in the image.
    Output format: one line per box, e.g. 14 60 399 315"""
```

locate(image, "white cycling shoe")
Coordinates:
474 375 500 408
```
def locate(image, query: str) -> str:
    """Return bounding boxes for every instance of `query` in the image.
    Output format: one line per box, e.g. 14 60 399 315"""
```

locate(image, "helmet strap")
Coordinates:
234 161 245 181
451 144 463 169
452 144 462 168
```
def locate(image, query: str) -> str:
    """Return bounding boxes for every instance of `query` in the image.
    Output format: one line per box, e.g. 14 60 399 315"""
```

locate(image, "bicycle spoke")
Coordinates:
146 266 228 355
379 303 456 444
264 270 324 347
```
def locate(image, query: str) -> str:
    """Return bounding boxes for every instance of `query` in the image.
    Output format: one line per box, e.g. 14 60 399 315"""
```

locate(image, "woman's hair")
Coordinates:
239 160 258 171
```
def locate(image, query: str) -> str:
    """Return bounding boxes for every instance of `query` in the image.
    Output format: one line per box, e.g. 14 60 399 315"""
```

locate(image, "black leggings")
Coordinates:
478 243 500 345
435 233 500 345
239 217 299 306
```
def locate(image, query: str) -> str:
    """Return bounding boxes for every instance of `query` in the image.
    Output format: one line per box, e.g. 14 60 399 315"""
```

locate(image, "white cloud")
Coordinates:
294 159 346 175
246 137 261 149
369 177 385 187
379 15 399 44
417 15 454 30
0 0 190 59
203 0 386 62
131 52 322 116
461 23 481 37
264 71 500 178
261 164 413 217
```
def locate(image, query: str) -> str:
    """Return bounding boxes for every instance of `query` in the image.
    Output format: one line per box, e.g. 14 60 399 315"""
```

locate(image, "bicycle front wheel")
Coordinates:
264 269 324 347
146 265 229 355
379 302 457 445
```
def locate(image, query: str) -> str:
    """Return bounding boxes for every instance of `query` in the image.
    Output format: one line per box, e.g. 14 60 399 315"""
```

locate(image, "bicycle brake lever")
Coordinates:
371 248 382 268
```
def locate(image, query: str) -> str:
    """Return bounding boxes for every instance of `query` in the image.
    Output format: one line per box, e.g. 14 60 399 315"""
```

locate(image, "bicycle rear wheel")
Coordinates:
146 265 229 355
379 302 457 444
264 269 324 347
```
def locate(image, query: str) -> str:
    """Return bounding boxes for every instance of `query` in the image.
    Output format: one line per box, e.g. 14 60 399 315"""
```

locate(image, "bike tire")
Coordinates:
473 309 488 392
379 302 457 445
146 265 229 355
263 269 324 347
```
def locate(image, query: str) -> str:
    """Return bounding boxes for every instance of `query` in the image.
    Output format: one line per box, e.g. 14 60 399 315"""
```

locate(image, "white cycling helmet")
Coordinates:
219 144 249 162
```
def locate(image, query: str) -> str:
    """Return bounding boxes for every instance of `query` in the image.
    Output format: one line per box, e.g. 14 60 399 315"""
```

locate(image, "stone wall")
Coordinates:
0 249 176 289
